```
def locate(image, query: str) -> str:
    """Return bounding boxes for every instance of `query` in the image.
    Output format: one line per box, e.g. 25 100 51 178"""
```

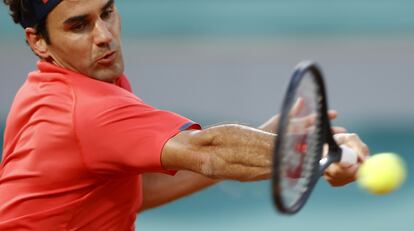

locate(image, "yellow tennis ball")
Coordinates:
357 153 407 195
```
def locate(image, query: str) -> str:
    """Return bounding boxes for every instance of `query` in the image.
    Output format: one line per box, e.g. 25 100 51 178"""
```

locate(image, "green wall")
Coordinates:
1 0 414 39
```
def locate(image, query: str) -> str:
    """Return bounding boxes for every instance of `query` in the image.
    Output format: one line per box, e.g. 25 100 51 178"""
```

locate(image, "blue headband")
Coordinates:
21 0 62 28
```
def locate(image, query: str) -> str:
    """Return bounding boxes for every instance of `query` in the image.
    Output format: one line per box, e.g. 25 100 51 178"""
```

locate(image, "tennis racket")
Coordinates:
272 61 358 214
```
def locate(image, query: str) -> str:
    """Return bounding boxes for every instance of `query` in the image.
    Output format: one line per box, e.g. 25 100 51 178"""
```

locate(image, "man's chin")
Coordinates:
91 63 124 83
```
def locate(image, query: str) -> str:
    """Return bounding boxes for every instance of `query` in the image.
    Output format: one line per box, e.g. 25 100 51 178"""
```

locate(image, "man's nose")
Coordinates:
93 19 113 47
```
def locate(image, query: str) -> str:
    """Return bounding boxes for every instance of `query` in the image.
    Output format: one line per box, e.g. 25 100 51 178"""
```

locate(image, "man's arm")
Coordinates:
161 123 368 185
140 124 273 212
141 114 368 210
140 171 218 211
161 124 275 181
140 117 280 212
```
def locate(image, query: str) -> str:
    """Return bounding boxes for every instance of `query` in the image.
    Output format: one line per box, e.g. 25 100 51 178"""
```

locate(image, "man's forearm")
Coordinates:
161 124 275 182
141 124 274 211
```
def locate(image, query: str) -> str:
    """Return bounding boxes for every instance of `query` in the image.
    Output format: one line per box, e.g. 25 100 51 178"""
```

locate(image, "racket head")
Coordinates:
272 61 334 214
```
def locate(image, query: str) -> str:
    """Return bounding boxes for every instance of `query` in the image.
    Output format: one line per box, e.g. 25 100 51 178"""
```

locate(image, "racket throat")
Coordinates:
319 152 341 173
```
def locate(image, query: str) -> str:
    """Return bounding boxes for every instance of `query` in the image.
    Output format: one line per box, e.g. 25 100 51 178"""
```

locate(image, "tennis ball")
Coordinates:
357 153 407 195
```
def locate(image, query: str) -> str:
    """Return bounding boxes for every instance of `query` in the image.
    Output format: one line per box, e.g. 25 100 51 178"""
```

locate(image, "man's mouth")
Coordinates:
96 51 117 65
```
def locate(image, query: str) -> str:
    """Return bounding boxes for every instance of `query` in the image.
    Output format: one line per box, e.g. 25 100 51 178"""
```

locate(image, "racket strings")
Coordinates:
279 78 324 207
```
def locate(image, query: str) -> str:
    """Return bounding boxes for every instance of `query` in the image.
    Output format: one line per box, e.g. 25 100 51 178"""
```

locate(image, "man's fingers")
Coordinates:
327 110 338 120
333 133 370 162
302 110 337 128
332 126 347 134
291 97 305 116
323 163 357 187
259 114 279 133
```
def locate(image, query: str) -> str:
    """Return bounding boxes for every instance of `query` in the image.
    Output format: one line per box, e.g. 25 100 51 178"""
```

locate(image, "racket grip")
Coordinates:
339 145 358 165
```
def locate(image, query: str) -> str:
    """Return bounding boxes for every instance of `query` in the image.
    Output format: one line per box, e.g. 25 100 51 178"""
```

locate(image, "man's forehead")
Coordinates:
51 0 114 21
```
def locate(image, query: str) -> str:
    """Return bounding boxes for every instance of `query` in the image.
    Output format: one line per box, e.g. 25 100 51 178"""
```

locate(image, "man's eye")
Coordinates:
71 23 86 32
101 9 114 19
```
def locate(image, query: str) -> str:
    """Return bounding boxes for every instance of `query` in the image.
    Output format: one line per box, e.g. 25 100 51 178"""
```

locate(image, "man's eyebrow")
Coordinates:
63 15 89 25
63 0 115 25
101 0 114 12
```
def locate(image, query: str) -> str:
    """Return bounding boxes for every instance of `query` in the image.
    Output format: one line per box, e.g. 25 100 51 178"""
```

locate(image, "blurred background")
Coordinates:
1 0 413 230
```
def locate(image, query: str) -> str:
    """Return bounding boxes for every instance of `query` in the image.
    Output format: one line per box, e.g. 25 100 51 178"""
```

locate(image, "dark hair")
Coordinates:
3 0 51 44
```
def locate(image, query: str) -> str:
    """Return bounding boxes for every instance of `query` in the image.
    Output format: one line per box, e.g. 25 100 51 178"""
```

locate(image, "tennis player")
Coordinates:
0 0 369 230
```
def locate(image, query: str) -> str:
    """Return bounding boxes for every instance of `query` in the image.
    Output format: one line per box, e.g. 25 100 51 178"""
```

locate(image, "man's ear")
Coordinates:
25 27 50 59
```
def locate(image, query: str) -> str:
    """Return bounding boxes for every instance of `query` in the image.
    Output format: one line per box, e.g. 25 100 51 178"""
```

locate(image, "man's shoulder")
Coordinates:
19 72 75 105
6 74 76 136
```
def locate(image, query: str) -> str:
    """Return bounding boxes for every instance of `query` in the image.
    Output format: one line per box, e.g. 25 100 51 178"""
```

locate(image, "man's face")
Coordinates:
45 0 123 83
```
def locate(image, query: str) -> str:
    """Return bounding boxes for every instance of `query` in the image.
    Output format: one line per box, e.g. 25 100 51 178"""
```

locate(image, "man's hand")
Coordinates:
259 97 340 133
323 133 370 187
259 96 369 187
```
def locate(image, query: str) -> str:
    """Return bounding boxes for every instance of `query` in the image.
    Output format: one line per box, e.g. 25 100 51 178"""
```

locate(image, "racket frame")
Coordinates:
272 61 343 214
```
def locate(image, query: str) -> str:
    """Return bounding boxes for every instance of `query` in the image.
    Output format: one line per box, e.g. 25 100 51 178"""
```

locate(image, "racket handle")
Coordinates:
319 145 358 168
339 145 358 165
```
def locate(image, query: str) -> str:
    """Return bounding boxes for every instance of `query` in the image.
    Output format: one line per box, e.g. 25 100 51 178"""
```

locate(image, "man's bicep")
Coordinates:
75 96 198 175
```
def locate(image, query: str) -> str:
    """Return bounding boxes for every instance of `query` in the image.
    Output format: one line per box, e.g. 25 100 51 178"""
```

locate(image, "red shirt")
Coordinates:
0 62 199 230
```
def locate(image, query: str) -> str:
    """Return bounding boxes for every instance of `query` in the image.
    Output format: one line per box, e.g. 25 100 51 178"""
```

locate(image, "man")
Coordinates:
0 0 369 230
